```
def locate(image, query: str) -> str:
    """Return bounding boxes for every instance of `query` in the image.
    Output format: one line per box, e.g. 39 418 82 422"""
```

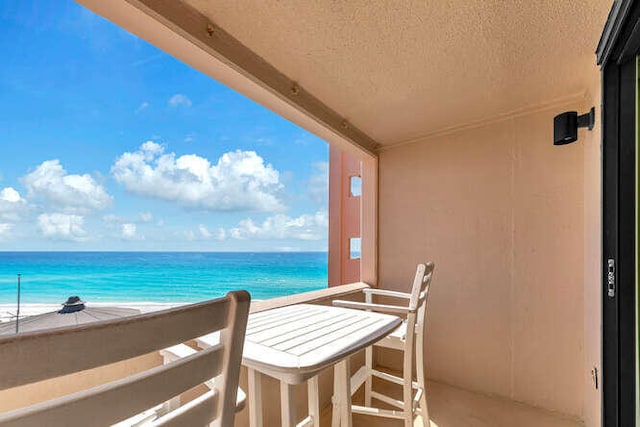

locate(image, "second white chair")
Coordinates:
332 262 435 427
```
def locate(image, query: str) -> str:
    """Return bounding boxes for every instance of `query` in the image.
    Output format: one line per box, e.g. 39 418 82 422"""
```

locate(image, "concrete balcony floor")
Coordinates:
318 379 582 427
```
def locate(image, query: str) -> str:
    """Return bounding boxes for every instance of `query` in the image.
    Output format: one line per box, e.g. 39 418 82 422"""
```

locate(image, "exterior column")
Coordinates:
329 145 362 286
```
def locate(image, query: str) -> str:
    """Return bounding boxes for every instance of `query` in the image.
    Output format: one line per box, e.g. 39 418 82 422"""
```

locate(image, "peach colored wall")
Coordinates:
329 145 361 286
582 71 602 427
378 102 587 418
0 352 161 413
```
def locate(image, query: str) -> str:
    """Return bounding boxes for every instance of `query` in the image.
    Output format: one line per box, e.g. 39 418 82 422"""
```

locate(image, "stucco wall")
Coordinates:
0 352 161 413
378 102 588 418
582 70 602 427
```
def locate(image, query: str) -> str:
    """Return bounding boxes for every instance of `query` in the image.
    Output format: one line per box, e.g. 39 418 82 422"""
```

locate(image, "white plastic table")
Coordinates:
197 303 401 427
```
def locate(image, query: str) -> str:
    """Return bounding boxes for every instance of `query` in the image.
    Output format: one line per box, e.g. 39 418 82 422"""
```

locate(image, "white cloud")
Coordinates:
104 214 151 240
139 211 153 222
103 214 122 224
37 213 88 241
0 187 22 203
276 246 300 252
0 187 26 221
198 224 211 238
197 224 226 241
230 210 328 241
112 142 284 212
215 228 226 240
23 160 112 213
135 101 149 113
168 94 192 108
308 162 328 206
140 141 164 156
121 223 139 240
0 223 13 240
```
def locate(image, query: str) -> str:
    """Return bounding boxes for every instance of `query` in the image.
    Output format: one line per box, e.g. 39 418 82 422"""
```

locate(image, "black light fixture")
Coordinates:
553 107 595 145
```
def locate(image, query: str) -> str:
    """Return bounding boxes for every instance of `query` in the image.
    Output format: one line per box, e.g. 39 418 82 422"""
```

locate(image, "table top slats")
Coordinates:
247 310 342 342
285 317 383 356
293 320 397 364
237 304 401 383
246 305 312 332
271 314 373 353
256 312 354 348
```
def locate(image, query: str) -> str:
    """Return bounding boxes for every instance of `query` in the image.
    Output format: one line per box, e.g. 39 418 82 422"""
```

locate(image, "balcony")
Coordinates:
0 0 615 426
0 284 583 426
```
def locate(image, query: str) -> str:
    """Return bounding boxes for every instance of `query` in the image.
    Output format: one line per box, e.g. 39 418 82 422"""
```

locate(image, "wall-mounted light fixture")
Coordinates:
553 107 595 145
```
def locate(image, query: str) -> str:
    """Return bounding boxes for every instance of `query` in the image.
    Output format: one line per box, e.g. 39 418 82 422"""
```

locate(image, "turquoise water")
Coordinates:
0 252 327 304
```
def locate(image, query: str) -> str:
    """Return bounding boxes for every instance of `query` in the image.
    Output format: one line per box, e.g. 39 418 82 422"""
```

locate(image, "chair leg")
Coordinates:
403 344 413 427
416 334 429 426
365 346 373 406
364 291 373 408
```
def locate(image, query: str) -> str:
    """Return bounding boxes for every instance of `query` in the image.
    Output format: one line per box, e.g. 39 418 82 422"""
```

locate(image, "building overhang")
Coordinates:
76 0 611 156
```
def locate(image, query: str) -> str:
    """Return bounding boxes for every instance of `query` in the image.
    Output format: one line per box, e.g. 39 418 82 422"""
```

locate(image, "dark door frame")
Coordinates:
598 1 640 425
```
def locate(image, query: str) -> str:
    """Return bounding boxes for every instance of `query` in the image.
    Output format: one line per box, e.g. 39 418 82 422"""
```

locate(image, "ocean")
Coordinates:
0 252 328 304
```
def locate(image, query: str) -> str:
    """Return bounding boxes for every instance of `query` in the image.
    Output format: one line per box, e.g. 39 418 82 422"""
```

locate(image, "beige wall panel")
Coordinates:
378 103 587 418
379 123 514 398
582 72 602 427
0 352 161 413
510 111 584 417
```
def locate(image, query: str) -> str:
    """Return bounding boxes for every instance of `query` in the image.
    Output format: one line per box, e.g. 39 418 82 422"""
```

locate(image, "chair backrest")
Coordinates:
0 290 250 427
408 262 435 328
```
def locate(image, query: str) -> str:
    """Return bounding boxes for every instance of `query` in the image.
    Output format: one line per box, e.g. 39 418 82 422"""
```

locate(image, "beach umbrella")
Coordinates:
0 296 140 335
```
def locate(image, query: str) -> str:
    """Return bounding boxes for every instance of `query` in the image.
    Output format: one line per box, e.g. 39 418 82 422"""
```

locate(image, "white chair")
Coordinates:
0 290 250 427
332 262 435 427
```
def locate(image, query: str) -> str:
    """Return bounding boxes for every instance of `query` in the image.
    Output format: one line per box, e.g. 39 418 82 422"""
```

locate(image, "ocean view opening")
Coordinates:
0 1 332 318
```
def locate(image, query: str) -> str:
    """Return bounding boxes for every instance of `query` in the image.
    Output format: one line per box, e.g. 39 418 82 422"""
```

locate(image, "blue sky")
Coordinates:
0 1 329 251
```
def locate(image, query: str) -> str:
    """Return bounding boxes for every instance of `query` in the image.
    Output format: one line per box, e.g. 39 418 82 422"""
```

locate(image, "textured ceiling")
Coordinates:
183 0 611 146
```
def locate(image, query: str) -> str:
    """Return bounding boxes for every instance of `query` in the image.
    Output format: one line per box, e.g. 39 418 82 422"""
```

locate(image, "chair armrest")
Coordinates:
362 288 411 299
332 300 413 314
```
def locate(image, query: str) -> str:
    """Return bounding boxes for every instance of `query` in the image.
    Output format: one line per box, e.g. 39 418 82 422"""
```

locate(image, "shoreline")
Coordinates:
0 302 188 322
0 299 265 323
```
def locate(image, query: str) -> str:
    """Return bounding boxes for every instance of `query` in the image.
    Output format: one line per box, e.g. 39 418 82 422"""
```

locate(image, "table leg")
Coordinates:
331 368 341 427
334 359 352 427
280 382 296 427
248 368 263 427
307 376 320 427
